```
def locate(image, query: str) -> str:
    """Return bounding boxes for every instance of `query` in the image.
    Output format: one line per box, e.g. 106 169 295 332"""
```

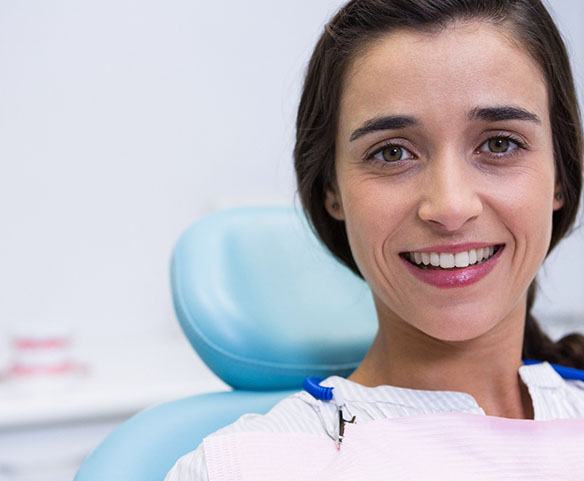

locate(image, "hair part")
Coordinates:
294 0 584 368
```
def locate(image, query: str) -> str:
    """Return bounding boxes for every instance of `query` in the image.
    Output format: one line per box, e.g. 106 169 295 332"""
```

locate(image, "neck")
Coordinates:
348 298 534 420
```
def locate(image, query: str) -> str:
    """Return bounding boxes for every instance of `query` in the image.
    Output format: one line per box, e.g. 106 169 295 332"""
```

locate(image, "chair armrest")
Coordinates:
74 390 294 481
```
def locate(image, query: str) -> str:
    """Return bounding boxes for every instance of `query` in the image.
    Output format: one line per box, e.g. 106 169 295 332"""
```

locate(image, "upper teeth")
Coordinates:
407 246 497 269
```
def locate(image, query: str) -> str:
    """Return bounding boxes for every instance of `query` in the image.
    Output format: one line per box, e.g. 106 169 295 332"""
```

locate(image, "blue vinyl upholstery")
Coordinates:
74 206 377 481
74 391 294 481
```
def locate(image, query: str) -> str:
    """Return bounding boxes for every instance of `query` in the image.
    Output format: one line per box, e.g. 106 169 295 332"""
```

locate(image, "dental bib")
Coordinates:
203 412 584 481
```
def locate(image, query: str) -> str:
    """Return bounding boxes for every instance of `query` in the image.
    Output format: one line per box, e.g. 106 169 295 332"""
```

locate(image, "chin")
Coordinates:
415 314 499 343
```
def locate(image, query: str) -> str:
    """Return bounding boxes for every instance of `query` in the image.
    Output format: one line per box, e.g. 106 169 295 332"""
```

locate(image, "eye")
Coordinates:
367 143 415 164
477 135 525 158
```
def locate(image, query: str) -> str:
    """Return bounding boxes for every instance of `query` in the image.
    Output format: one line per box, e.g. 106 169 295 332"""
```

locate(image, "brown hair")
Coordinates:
294 0 584 368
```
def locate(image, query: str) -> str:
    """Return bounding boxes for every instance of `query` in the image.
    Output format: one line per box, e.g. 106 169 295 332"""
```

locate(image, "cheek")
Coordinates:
495 169 555 264
340 177 411 274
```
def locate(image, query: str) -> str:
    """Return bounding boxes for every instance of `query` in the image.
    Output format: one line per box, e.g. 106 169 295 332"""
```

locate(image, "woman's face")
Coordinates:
327 21 564 341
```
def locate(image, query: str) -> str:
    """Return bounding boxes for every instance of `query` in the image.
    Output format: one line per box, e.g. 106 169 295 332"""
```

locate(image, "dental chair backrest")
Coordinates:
74 206 377 481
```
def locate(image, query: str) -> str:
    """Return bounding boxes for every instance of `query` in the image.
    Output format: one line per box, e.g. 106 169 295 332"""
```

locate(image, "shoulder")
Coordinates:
164 444 207 481
211 390 326 435
164 390 326 481
565 379 584 397
556 379 584 418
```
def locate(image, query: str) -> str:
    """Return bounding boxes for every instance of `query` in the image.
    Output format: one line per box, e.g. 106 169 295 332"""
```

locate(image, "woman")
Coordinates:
166 0 584 479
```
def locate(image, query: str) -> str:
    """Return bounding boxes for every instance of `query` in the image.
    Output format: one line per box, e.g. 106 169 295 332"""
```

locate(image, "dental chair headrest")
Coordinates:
170 206 377 390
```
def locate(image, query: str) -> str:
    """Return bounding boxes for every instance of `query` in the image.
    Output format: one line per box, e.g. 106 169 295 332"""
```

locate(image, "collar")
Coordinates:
317 361 564 412
518 360 565 388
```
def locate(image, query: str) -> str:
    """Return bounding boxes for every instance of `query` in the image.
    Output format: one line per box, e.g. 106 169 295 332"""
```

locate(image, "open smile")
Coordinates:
400 244 505 270
399 244 506 288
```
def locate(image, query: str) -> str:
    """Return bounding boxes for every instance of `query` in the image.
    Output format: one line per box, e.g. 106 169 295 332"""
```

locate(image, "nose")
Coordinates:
417 154 483 232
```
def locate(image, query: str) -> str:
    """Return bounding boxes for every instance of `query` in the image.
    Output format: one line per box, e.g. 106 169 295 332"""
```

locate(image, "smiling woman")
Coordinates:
296 2 584 376
323 19 562 351
165 1 584 480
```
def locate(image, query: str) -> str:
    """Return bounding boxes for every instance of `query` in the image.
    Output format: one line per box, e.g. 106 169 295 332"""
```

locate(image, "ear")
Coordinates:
553 183 564 211
324 188 345 221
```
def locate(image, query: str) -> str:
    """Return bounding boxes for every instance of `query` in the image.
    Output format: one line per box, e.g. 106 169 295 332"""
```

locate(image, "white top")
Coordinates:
164 362 584 481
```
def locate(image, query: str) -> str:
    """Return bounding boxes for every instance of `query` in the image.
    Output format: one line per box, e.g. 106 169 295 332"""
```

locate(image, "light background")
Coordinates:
0 0 582 344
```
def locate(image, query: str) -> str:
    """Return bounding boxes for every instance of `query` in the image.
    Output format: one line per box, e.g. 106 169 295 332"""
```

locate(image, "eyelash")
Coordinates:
475 135 528 160
364 134 528 168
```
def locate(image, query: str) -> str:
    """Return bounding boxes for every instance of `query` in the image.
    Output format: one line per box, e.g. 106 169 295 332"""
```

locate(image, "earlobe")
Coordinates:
553 190 564 211
325 190 345 220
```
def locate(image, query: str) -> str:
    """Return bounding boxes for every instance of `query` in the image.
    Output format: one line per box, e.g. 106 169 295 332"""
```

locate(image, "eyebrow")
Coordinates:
348 105 541 142
349 115 417 142
468 105 541 124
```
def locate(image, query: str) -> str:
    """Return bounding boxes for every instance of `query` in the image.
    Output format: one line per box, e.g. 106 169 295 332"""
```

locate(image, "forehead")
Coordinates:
339 21 548 133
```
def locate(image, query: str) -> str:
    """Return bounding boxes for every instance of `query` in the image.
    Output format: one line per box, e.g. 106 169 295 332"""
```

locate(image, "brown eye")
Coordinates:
381 145 404 162
367 142 415 165
488 137 510 153
366 143 416 167
477 136 523 159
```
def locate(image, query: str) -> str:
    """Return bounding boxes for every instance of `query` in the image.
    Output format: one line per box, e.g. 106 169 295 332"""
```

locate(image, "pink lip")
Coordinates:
400 245 505 289
402 242 501 254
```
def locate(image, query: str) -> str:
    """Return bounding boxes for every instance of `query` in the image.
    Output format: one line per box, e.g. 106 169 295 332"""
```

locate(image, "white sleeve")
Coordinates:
569 380 584 391
164 444 209 481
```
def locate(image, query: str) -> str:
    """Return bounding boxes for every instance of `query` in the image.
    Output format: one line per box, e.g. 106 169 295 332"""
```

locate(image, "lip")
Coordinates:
400 244 505 289
400 242 502 254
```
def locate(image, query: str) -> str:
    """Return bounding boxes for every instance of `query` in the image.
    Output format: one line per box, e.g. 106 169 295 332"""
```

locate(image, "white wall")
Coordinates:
0 0 343 339
0 0 582 341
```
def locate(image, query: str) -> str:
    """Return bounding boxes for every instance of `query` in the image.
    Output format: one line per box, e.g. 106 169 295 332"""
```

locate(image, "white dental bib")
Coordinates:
203 412 584 481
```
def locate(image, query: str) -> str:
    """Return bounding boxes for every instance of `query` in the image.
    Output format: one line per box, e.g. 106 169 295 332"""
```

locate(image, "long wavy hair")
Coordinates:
294 0 584 368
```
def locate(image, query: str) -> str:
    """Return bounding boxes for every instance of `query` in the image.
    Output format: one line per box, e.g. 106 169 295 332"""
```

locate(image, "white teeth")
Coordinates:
454 251 470 268
421 253 430 265
406 246 499 269
430 252 440 266
436 253 452 268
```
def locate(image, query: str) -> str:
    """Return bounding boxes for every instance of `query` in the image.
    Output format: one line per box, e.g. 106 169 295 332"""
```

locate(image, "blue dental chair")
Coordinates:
74 206 377 481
